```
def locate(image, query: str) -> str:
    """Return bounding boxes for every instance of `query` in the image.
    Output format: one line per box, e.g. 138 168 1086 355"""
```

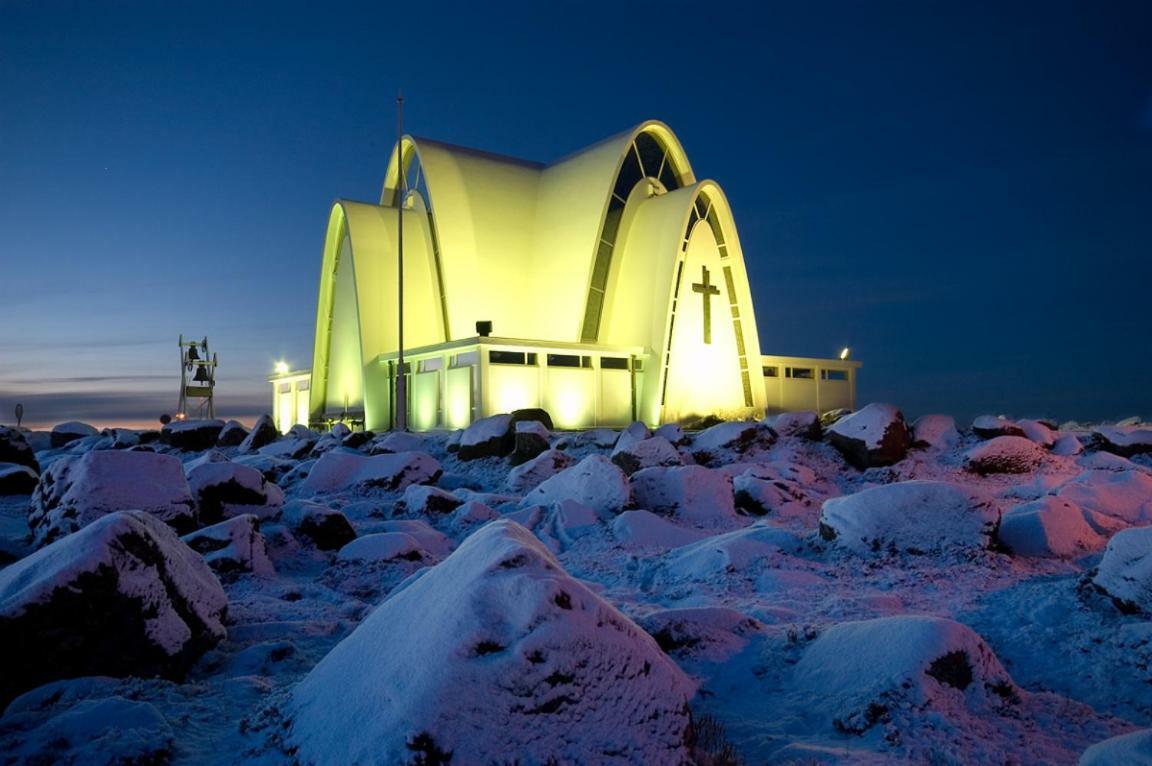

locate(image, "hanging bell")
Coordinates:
187 344 200 362
193 364 210 383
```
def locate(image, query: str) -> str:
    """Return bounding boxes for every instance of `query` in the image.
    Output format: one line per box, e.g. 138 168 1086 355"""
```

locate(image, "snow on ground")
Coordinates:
0 410 1149 764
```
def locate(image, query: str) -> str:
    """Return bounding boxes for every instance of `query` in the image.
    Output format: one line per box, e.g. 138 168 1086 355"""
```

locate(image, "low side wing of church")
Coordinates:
270 120 859 432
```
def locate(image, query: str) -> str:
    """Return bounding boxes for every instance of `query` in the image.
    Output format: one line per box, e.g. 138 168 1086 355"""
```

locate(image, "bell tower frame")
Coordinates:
177 335 217 420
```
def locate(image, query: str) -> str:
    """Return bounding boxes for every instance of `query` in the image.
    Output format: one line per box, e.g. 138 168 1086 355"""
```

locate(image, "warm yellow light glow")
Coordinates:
274 361 290 375
839 347 851 360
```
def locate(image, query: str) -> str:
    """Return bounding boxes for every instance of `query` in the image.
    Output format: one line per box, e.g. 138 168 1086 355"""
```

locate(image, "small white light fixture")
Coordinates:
274 361 290 375
839 347 851 360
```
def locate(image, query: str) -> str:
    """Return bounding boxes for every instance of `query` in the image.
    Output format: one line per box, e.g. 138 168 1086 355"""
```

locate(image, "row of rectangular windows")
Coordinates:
763 366 849 381
489 350 641 371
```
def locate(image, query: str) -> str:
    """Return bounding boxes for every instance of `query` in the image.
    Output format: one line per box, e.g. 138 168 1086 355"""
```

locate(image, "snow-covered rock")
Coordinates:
1080 729 1152 766
640 606 766 662
792 615 1018 733
231 453 297 484
0 510 227 704
505 448 575 494
507 499 607 552
29 450 196 546
185 455 284 523
215 419 249 447
0 691 175 766
1092 526 1152 614
257 433 316 460
610 434 683 475
448 499 500 534
181 514 274 576
511 419 550 466
1020 419 1056 448
373 519 453 557
286 520 695 765
457 413 514 460
299 450 442 494
691 420 774 460
160 419 225 451
613 421 652 453
611 510 708 550
1094 426 1152 457
972 415 1025 439
1057 470 1152 527
369 430 426 455
522 454 631 514
768 410 821 440
820 480 998 555
102 427 140 449
398 483 463 516
662 524 805 582
827 403 911 469
49 420 98 448
238 414 280 452
280 501 357 550
911 414 960 450
336 532 427 563
964 435 1047 475
654 422 689 445
1052 432 1085 456
0 463 38 495
630 465 738 528
0 425 39 472
998 497 1104 558
732 471 809 516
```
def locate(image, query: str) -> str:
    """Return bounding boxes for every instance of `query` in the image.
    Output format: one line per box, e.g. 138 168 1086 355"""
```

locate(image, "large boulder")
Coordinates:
820 480 998 555
826 403 911 469
0 426 39 471
971 415 1026 439
299 450 442 494
0 463 38 495
610 434 683 475
768 410 822 440
998 497 1104 558
398 484 464 516
964 435 1047 475
215 419 249 447
506 449 575 494
1093 427 1152 458
285 520 695 765
611 510 708 550
630 465 738 528
0 510 227 705
1057 470 1152 528
690 421 775 461
181 514 274 577
911 414 960 450
29 450 196 546
457 413 513 460
160 419 225 451
522 454 632 514
1092 525 1152 614
510 420 550 466
792 616 1018 734
281 501 357 551
238 414 280 453
49 421 98 449
184 453 284 524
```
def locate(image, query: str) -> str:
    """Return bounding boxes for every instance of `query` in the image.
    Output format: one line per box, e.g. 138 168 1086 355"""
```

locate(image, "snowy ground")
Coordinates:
1 412 1150 765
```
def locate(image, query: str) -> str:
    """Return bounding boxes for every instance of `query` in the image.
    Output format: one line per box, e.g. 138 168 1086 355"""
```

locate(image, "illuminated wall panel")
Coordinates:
543 368 596 430
410 370 441 431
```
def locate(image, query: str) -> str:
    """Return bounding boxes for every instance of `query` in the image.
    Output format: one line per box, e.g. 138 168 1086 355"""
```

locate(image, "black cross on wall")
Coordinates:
692 265 721 344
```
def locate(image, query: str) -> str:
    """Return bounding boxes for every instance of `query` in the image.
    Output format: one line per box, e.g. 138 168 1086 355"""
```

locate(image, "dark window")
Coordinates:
602 195 625 244
490 350 536 365
659 158 680 191
763 366 779 377
822 369 848 381
601 356 629 370
547 354 581 367
613 144 644 201
634 359 644 372
581 288 604 342
592 241 612 285
634 132 665 178
786 367 814 380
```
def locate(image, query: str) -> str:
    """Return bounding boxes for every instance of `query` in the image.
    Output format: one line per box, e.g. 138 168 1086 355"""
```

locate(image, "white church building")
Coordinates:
271 120 859 432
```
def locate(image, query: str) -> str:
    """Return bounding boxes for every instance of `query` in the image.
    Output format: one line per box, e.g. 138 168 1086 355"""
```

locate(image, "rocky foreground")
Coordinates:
1 407 1151 765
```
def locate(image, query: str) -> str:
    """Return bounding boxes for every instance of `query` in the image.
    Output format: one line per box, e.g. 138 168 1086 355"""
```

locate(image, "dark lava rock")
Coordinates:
0 510 227 706
0 426 39 472
215 420 249 447
0 463 38 495
282 501 357 551
160 419 225 451
826 403 911 470
239 414 281 453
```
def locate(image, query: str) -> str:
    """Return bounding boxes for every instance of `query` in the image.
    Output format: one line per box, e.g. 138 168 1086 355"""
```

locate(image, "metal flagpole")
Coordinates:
395 90 408 431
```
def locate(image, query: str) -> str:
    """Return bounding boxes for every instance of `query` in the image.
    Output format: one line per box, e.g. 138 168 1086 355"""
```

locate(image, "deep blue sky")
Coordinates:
1 0 1150 428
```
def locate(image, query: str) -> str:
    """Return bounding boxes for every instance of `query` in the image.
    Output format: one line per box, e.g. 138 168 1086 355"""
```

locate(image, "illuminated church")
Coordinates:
271 121 859 432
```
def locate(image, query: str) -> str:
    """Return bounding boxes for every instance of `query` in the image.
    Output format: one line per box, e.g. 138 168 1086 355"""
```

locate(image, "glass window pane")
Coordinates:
634 132 665 178
613 145 644 200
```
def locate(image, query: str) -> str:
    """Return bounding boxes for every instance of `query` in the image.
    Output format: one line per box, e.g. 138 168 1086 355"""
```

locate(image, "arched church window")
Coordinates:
581 129 688 342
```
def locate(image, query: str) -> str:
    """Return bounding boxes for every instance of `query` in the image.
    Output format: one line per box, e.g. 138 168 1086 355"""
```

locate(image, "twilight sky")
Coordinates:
1 0 1150 429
